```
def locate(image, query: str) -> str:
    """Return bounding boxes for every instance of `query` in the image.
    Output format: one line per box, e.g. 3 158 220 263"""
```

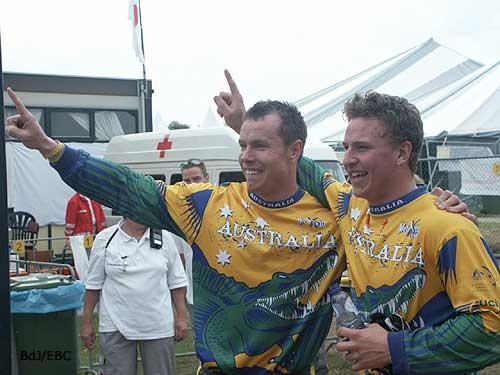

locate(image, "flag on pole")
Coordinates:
128 0 145 63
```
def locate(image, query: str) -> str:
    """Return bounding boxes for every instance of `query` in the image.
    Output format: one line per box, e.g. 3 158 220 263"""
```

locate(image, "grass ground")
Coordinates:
78 318 500 374
477 221 500 252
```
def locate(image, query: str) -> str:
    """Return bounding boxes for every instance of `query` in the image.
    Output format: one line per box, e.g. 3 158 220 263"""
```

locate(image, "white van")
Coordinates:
104 127 345 184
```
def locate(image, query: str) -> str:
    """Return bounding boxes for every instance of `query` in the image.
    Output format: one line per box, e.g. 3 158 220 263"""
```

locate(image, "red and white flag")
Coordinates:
128 0 145 63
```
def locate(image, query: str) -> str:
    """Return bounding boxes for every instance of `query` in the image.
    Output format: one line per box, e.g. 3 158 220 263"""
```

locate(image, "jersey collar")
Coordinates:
248 188 305 209
369 186 427 215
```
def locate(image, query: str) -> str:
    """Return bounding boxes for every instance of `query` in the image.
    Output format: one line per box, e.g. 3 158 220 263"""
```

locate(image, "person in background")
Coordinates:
65 192 106 238
81 217 188 375
180 158 210 184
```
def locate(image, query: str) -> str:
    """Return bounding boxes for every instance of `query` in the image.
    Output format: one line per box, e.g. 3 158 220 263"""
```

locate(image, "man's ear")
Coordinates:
396 141 412 167
289 139 304 161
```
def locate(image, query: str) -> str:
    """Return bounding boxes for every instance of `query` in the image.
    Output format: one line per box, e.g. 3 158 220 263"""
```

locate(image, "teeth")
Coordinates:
351 172 367 178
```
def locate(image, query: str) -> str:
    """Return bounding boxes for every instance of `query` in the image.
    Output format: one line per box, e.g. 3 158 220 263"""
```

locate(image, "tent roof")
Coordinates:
420 60 500 137
299 38 483 142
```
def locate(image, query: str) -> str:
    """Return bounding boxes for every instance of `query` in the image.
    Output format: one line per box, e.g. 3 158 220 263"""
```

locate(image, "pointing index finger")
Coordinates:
7 87 29 115
224 69 242 99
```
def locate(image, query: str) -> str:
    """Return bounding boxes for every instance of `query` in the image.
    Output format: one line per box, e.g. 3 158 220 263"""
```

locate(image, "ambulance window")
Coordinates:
219 171 245 184
147 174 165 182
170 174 183 184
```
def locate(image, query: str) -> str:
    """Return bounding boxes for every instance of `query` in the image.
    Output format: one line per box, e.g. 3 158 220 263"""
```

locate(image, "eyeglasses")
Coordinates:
180 159 203 169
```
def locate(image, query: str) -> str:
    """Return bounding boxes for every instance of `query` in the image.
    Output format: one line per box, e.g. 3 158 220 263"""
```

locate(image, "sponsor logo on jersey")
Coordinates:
398 220 420 238
472 266 497 291
297 217 326 228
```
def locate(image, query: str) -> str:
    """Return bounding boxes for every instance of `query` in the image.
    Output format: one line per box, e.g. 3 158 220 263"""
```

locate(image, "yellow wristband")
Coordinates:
43 141 65 162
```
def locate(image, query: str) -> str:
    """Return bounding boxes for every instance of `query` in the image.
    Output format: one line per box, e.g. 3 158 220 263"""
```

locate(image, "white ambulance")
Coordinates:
104 127 345 184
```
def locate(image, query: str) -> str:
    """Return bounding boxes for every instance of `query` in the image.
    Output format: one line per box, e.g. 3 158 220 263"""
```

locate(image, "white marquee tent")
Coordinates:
298 38 484 143
420 60 500 138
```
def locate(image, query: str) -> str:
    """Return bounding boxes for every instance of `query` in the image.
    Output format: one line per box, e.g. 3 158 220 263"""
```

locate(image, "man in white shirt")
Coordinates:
81 218 188 375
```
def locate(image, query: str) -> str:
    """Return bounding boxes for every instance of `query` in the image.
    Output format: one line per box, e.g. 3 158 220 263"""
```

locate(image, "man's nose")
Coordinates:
240 147 253 163
343 148 356 167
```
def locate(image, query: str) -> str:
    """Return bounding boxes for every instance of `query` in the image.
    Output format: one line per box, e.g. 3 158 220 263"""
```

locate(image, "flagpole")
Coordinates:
138 0 148 132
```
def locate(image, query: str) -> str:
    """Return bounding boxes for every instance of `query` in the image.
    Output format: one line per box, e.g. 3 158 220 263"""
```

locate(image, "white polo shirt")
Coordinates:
171 233 193 305
86 221 188 340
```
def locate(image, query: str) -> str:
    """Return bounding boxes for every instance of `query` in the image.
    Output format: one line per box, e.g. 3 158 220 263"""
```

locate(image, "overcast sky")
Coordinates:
1 0 499 128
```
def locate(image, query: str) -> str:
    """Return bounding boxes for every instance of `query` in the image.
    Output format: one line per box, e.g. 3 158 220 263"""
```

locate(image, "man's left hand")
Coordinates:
336 324 391 371
174 318 189 342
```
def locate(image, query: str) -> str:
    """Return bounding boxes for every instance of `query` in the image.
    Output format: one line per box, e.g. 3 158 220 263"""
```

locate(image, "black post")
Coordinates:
0 31 13 375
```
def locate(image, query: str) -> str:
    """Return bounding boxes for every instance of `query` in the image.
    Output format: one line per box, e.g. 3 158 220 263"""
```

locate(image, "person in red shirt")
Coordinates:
65 192 106 237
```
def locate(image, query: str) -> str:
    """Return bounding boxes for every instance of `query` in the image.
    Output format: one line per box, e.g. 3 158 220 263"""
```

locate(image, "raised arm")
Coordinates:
6 88 183 235
213 69 246 133
212 72 333 208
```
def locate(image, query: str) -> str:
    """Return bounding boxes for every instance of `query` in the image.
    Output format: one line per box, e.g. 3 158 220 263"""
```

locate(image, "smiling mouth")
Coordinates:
244 168 262 176
349 171 367 181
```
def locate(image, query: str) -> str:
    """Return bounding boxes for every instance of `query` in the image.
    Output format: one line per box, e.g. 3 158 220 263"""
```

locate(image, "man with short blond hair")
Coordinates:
181 159 209 184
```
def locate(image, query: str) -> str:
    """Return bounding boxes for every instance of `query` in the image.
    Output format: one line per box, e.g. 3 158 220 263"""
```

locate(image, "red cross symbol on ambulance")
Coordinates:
156 135 172 158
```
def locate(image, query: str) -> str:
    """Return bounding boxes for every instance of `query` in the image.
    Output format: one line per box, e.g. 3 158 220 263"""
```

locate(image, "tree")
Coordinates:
168 121 190 130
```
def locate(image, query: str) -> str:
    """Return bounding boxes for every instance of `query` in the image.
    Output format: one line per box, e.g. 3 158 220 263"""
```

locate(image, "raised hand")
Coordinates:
213 69 246 134
5 87 58 155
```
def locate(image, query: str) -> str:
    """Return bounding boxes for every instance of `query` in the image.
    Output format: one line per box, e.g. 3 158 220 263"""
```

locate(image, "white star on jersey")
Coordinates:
241 199 250 209
219 204 233 219
237 239 247 249
216 250 231 266
351 208 361 221
363 224 374 236
256 217 269 229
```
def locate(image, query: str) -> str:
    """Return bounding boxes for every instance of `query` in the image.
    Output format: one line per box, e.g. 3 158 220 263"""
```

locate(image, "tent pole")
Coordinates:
425 139 432 187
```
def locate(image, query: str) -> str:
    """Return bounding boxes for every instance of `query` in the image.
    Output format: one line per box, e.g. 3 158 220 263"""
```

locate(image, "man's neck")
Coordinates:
121 221 147 239
254 183 299 202
369 178 417 207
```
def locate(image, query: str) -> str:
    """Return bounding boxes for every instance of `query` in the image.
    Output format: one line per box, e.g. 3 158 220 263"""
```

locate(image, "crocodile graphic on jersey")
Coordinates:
193 251 338 374
354 268 427 325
